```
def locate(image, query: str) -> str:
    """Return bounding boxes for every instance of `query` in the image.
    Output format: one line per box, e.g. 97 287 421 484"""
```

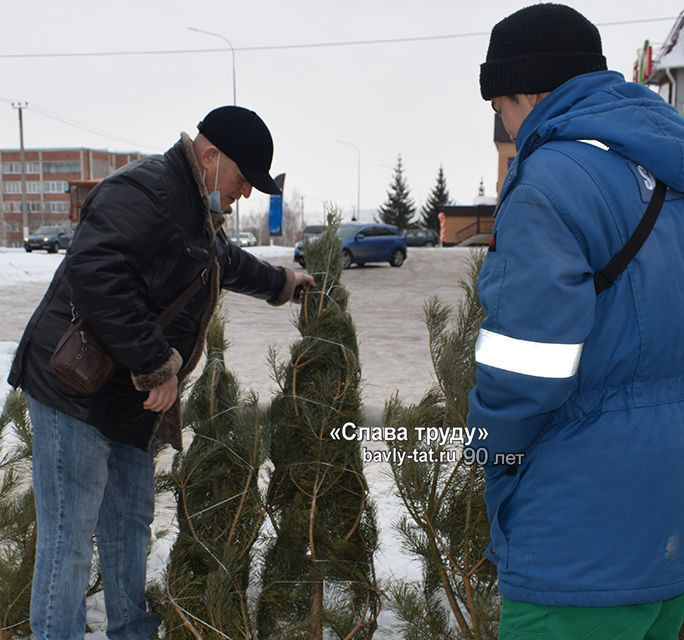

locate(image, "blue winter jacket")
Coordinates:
467 71 684 606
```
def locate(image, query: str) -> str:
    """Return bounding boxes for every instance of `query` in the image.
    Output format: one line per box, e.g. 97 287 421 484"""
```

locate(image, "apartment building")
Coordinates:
0 147 143 247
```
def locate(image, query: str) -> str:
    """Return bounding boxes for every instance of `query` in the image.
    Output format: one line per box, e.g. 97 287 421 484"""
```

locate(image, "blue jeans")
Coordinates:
28 396 160 640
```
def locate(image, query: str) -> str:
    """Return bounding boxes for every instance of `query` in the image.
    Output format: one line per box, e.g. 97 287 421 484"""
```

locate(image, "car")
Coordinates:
298 224 327 242
404 228 440 247
294 222 407 269
24 225 73 253
231 231 257 247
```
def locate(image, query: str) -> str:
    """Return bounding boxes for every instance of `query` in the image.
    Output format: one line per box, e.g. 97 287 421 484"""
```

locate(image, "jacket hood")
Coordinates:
515 70 684 192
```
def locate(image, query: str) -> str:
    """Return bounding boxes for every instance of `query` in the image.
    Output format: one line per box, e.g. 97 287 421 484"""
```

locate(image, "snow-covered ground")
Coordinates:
0 245 472 637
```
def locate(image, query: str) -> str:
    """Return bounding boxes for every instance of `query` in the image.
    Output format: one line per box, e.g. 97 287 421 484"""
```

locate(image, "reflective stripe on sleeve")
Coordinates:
475 329 583 379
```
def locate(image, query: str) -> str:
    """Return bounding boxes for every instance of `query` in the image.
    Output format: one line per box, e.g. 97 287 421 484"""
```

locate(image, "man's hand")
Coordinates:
143 375 178 413
292 271 316 304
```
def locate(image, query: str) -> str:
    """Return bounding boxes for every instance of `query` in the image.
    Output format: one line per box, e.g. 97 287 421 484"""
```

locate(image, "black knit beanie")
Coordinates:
480 3 607 100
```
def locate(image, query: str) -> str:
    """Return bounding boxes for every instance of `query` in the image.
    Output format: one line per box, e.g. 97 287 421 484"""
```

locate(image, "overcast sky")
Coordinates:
0 0 681 225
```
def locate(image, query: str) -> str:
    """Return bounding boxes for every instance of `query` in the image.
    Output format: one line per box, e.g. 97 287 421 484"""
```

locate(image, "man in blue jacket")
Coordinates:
468 4 684 637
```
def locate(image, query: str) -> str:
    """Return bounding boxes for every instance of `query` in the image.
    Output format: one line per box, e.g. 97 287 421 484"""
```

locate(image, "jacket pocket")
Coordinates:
484 465 520 570
146 242 209 309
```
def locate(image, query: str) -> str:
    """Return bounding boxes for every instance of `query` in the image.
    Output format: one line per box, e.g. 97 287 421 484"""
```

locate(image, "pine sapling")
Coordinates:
259 213 380 639
159 309 266 639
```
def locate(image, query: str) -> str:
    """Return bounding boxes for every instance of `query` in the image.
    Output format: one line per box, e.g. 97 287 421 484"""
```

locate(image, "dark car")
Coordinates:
294 222 407 269
404 228 440 247
24 225 73 253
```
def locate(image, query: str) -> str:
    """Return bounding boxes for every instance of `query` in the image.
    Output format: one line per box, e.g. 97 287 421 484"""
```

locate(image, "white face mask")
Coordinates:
204 153 224 213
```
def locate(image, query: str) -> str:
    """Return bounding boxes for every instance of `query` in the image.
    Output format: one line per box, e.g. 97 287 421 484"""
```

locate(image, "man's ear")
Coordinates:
530 92 551 108
198 145 219 172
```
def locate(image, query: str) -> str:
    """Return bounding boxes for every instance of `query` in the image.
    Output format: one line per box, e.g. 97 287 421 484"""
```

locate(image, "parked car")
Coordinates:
24 225 73 253
230 231 257 247
404 228 440 247
298 224 327 242
294 222 407 269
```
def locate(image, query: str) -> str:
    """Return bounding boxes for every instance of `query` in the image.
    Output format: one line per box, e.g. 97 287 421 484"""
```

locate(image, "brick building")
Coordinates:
0 147 143 247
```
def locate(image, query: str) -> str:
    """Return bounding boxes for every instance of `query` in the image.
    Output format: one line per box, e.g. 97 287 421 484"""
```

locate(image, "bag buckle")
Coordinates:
201 268 209 285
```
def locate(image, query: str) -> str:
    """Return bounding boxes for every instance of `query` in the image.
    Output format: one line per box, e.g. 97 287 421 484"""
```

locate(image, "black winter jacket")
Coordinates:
8 134 295 450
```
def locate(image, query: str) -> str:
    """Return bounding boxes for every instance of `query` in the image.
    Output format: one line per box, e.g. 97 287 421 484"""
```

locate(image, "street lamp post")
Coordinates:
187 27 236 105
188 27 241 240
337 140 360 221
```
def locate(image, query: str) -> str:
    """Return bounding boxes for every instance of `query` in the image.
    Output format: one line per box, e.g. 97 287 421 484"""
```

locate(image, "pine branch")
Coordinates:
0 390 35 639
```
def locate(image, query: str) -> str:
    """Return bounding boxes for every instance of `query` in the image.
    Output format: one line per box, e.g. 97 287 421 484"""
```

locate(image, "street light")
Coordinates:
187 27 236 104
337 140 361 221
188 26 241 239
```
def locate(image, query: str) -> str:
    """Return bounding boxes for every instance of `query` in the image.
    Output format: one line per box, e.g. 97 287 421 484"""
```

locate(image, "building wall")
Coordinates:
0 148 143 247
493 113 515 196
444 215 479 244
441 205 496 245
675 68 684 114
650 68 684 114
496 141 516 195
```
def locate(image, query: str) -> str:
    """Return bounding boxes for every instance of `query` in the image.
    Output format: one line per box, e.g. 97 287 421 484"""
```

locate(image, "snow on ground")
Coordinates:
0 244 291 283
0 248 65 284
0 245 430 638
0 342 16 407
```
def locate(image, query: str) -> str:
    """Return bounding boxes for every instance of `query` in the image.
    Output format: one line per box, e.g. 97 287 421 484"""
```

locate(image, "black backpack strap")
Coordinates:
594 179 667 295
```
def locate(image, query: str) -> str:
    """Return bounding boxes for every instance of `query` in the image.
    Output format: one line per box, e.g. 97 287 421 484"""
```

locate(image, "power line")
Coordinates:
0 17 676 59
2 100 161 151
29 104 161 151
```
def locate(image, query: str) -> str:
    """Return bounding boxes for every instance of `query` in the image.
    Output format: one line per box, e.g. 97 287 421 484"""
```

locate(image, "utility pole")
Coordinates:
12 101 29 241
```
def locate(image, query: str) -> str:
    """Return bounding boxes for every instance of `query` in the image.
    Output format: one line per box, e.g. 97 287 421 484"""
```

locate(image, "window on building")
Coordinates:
44 181 69 194
3 182 22 194
43 161 81 174
3 181 44 194
47 201 69 213
3 201 21 213
2 161 40 174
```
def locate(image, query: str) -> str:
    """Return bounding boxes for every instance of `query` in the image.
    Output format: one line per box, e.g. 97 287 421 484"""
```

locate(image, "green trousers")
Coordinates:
498 594 684 640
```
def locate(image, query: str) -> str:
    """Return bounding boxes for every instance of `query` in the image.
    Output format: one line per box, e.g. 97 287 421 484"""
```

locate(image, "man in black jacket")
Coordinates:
9 106 314 640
